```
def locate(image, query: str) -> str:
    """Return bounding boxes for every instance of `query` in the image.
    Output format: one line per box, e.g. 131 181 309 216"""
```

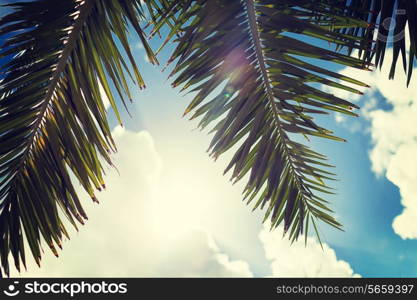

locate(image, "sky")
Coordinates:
2 1 417 278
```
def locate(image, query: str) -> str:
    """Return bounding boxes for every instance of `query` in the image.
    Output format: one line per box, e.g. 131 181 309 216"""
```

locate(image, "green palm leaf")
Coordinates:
152 0 370 242
0 0 156 277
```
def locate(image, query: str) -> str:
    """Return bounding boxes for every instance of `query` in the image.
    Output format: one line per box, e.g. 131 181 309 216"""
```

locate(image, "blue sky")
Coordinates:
2 1 417 278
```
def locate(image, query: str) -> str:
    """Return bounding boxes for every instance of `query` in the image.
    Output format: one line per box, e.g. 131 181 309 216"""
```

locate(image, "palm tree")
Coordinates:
0 0 415 277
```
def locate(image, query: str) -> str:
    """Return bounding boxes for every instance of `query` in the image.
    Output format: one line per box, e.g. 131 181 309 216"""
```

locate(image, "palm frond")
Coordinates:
0 0 156 277
152 0 370 242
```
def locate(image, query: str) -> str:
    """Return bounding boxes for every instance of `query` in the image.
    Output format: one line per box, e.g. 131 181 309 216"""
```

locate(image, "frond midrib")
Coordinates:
12 0 95 184
244 0 311 218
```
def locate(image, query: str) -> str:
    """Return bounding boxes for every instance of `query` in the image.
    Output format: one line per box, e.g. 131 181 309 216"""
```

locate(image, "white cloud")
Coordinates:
155 230 252 277
11 126 360 278
367 94 417 239
259 225 360 277
364 50 417 239
324 41 417 239
367 103 417 176
387 142 417 238
15 127 252 277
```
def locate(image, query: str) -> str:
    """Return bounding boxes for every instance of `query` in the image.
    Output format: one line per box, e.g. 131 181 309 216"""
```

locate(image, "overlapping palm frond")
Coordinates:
333 0 417 84
0 0 157 277
4 0 412 278
151 0 371 242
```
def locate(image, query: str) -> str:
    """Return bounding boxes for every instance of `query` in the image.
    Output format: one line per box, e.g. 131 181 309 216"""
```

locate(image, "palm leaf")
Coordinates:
0 0 156 277
152 0 370 243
